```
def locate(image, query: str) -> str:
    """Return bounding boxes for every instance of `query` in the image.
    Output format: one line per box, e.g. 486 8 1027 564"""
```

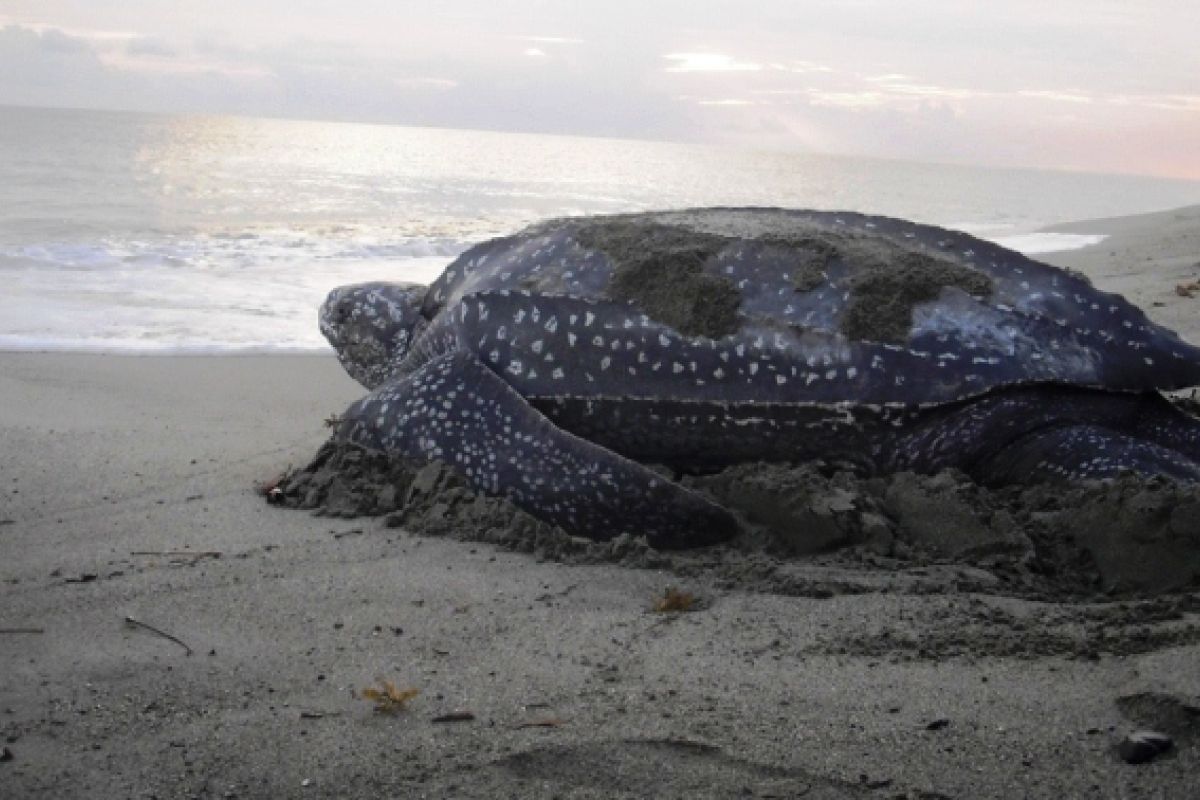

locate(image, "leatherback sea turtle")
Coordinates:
318 208 1200 548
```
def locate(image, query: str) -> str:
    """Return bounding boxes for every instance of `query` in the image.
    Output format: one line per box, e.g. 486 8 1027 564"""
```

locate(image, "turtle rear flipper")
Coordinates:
335 350 738 548
978 423 1200 484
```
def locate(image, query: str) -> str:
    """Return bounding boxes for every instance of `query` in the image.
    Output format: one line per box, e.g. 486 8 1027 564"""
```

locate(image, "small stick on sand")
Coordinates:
123 615 193 656
0 627 45 634
513 718 566 729
131 550 222 560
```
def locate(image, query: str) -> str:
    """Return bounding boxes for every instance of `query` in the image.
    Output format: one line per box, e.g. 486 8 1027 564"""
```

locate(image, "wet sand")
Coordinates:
2 208 1200 798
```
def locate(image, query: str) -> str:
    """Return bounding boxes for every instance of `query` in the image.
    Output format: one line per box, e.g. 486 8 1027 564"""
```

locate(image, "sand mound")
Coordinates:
271 441 1200 603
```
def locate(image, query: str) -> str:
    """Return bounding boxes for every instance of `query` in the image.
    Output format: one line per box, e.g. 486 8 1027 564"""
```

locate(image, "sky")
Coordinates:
2 1 1198 180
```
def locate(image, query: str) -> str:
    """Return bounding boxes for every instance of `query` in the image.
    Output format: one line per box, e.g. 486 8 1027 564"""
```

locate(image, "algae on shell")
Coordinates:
575 220 743 339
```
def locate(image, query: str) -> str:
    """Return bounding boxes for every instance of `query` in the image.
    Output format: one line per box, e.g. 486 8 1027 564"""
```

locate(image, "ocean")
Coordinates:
4 104 1200 353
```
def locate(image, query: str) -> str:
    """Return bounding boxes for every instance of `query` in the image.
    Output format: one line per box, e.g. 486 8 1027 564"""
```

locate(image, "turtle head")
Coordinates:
320 282 428 389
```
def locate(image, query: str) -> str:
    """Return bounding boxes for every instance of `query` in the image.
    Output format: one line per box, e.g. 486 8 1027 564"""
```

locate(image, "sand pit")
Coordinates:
274 427 1200 606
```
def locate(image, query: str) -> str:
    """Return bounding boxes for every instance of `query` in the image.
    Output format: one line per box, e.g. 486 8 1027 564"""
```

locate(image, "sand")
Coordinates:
1043 204 1200 341
3 208 1200 798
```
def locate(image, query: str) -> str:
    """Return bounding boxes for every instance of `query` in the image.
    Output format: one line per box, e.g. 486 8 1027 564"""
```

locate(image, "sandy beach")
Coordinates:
3 210 1200 799
1044 204 1200 342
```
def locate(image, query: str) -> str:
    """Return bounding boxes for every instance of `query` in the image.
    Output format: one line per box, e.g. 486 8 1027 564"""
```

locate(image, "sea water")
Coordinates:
3 105 1200 353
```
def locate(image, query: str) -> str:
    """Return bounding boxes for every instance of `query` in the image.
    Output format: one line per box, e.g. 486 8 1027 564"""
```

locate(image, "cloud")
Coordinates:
1017 89 1093 104
126 36 177 57
771 60 834 74
3 2 1198 180
857 73 985 101
663 53 762 73
0 25 108 103
1101 92 1200 113
0 21 693 141
875 82 983 101
805 90 889 110
37 27 90 54
518 36 583 45
392 76 458 91
750 89 813 96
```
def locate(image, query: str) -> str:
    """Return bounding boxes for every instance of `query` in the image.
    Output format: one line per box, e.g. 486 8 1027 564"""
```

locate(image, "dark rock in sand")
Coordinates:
1116 692 1200 741
1117 730 1173 764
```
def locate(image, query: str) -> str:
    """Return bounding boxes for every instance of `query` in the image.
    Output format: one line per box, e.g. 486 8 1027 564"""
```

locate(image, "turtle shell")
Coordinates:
420 208 1200 407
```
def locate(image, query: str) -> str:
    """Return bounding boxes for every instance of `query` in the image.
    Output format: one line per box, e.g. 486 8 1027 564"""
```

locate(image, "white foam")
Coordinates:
0 337 329 355
949 221 1018 237
987 232 1108 255
0 233 460 353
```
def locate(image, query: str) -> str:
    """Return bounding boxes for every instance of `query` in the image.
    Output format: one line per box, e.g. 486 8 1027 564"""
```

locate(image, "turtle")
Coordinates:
317 208 1200 548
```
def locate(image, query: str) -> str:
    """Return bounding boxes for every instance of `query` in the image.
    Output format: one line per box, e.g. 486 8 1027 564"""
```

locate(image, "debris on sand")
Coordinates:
653 587 697 613
255 471 287 503
514 718 567 730
1117 730 1173 764
123 615 194 656
357 680 419 715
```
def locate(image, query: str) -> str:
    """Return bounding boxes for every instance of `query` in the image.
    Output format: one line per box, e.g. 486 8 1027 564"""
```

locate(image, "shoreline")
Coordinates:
2 205 1200 797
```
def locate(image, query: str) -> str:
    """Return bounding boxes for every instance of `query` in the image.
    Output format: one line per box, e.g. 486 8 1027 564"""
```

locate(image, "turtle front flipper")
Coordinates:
334 350 738 548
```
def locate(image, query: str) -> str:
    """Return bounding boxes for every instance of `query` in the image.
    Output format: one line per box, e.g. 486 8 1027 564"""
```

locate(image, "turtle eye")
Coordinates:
333 300 354 325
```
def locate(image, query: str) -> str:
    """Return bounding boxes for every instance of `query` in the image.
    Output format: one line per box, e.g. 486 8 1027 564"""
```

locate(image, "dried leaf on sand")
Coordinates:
358 679 419 715
653 587 696 613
